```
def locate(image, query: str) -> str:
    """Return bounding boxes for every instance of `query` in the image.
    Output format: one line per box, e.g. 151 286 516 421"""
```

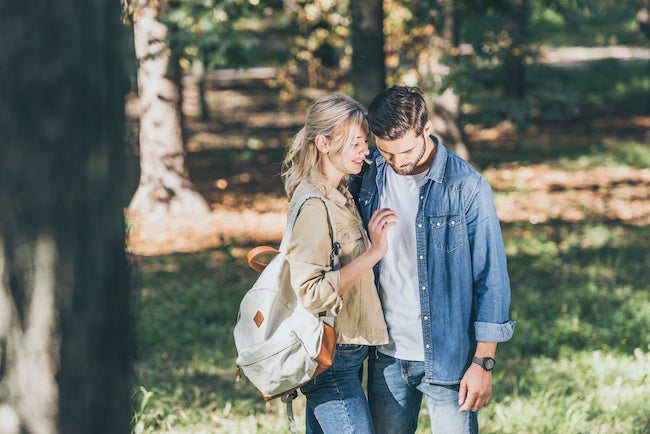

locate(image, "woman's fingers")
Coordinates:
368 208 397 233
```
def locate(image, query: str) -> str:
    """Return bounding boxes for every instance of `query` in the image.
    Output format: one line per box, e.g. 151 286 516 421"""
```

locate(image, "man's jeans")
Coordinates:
301 344 374 434
368 352 478 434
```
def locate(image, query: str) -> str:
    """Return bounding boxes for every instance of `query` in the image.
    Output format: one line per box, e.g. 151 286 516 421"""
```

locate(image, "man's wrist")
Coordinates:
472 356 496 371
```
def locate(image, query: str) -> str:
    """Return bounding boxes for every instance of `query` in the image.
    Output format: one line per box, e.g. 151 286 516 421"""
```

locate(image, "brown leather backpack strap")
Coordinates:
247 246 280 272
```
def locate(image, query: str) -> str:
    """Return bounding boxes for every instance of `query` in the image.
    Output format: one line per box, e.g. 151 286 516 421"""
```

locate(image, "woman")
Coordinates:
281 94 397 434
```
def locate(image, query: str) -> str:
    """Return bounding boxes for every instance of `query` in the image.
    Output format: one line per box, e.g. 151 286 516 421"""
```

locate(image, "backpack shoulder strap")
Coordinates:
278 192 338 256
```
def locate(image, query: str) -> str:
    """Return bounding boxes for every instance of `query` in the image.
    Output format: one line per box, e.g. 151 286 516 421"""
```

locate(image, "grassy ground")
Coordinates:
128 53 650 432
129 136 650 433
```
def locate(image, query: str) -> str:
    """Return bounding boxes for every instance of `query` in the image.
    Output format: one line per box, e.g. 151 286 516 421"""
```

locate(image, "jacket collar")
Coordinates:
294 178 349 206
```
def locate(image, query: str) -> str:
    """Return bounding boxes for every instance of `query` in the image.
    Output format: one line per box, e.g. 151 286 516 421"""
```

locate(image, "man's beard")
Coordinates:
392 135 426 175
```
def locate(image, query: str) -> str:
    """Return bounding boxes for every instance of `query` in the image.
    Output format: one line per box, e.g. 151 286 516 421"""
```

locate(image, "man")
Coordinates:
349 85 515 434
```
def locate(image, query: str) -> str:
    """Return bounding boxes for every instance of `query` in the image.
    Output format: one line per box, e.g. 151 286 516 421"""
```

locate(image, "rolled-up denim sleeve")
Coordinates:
474 320 515 342
467 178 515 342
286 199 343 315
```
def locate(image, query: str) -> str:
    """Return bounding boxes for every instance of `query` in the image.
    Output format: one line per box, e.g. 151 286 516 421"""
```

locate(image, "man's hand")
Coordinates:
458 362 492 412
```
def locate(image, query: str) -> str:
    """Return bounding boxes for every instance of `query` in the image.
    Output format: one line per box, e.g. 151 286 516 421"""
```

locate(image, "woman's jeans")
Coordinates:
368 351 478 434
301 344 374 434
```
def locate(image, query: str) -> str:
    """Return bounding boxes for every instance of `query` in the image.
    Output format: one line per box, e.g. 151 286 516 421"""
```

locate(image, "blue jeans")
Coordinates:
368 352 478 434
301 344 374 434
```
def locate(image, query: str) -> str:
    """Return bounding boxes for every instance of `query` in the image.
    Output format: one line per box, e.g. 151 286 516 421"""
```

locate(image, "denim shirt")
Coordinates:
349 136 515 385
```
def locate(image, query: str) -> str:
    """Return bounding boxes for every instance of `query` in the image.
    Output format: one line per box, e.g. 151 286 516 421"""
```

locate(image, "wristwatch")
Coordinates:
472 356 496 371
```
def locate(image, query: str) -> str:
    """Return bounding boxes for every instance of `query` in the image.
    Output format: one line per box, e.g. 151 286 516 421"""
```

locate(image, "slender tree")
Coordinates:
128 0 210 215
351 0 386 107
0 1 132 433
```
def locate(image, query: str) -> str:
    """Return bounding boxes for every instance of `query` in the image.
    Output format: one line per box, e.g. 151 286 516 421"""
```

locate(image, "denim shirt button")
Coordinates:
419 255 424 260
425 344 430 349
424 316 428 320
436 222 442 227
418 224 422 228
420 196 424 200
421 286 426 290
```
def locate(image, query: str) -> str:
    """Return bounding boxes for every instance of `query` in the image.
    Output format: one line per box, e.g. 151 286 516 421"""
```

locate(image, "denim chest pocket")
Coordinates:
430 214 463 252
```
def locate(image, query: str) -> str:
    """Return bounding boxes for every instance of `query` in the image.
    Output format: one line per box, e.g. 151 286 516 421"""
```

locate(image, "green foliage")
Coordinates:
158 0 286 71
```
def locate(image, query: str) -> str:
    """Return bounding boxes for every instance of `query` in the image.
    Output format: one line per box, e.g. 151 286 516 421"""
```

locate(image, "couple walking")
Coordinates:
280 85 515 434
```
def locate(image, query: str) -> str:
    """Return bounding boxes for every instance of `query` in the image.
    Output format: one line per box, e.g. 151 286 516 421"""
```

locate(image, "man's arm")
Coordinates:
458 341 496 412
459 177 515 412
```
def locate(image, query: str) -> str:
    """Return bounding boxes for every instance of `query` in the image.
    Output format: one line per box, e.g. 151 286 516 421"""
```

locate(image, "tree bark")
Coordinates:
638 0 650 40
503 0 529 101
0 2 132 433
417 3 470 161
351 0 386 107
129 0 210 215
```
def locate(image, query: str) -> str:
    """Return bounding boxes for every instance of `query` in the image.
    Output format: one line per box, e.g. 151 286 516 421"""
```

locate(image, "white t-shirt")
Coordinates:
377 165 428 361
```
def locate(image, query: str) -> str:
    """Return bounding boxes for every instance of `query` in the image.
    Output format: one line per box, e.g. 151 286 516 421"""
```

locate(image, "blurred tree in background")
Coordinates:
123 0 647 213
125 0 211 215
0 2 131 433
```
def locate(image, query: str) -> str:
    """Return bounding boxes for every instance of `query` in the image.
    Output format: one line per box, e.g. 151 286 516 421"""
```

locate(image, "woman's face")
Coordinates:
334 120 370 176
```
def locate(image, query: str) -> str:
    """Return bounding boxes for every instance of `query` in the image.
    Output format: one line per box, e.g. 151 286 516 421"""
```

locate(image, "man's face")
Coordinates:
375 124 432 175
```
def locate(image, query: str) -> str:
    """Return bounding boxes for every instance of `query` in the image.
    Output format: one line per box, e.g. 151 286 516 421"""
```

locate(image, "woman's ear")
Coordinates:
315 134 330 154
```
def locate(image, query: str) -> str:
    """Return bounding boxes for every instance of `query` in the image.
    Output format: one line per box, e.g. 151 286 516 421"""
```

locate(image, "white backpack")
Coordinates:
233 193 340 402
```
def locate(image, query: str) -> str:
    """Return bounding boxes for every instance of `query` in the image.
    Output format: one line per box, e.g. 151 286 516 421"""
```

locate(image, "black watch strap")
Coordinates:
472 356 496 371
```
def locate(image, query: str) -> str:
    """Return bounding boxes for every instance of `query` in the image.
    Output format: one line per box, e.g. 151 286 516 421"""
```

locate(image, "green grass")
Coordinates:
131 196 650 433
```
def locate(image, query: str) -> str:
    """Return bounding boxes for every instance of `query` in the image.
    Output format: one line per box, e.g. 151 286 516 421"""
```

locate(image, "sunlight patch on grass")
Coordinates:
483 350 650 433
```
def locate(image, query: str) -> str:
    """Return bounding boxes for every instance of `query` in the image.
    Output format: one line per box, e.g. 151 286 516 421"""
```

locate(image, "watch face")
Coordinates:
484 358 495 370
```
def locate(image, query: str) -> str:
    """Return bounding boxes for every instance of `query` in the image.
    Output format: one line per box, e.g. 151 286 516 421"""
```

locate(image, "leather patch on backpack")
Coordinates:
253 311 264 327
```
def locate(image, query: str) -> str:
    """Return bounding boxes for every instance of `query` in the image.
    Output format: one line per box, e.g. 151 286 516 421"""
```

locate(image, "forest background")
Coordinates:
0 1 648 433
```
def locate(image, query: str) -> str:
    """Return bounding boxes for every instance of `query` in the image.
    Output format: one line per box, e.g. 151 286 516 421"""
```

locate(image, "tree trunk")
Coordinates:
638 0 650 40
503 0 529 101
417 4 470 161
0 2 131 433
351 0 385 107
129 0 210 215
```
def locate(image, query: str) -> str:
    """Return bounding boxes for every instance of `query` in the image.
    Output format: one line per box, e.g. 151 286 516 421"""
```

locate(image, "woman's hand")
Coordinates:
366 208 397 258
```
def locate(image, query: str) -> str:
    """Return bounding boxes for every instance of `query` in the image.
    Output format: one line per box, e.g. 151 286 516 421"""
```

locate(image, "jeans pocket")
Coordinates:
336 344 364 354
333 344 367 371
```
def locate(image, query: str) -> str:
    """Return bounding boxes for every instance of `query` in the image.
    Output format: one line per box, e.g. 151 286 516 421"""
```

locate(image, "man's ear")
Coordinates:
315 135 330 153
422 120 433 136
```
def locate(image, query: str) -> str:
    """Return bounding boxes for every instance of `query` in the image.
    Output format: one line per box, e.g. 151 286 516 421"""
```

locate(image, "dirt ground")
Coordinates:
125 83 650 257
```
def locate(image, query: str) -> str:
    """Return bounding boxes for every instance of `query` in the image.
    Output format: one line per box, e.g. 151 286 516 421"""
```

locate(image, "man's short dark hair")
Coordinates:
367 85 428 140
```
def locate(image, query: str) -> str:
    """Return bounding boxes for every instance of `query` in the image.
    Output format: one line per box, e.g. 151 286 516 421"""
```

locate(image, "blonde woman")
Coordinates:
282 94 397 434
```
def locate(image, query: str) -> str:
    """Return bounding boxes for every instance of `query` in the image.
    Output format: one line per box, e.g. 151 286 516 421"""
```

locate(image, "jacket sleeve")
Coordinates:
285 198 343 315
466 177 515 342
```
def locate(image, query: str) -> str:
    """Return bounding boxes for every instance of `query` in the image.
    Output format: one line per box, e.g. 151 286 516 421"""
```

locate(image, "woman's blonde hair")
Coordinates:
281 94 367 198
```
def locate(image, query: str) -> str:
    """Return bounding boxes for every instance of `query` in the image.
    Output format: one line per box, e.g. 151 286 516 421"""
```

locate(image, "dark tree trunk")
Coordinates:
0 1 132 434
503 0 529 101
129 0 210 215
638 0 650 40
351 0 385 107
418 2 470 161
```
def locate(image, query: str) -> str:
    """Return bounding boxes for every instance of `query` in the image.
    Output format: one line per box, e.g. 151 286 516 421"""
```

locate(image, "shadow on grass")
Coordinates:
493 220 650 401
131 218 649 430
